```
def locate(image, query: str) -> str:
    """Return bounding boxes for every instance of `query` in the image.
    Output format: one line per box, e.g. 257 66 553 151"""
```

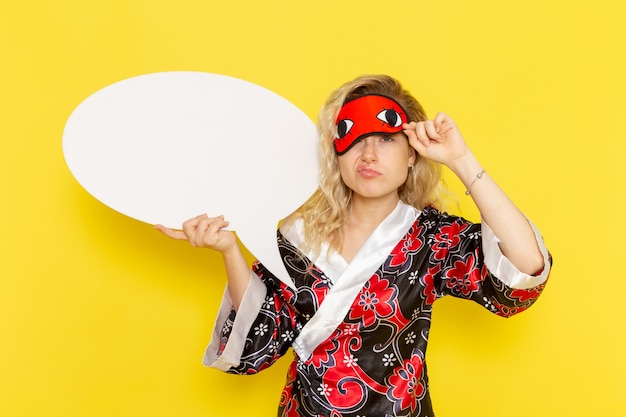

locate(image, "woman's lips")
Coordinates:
357 166 381 178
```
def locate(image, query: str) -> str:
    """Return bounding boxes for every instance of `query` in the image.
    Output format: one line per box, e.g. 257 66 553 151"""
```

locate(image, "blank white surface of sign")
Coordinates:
63 71 319 284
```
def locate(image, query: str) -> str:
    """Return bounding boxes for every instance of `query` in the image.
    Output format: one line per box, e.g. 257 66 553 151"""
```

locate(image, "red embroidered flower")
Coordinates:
348 275 396 327
387 356 425 413
432 222 469 260
421 263 442 305
492 300 529 318
309 334 340 369
510 284 545 303
279 282 297 305
444 254 483 297
309 267 331 303
389 226 423 266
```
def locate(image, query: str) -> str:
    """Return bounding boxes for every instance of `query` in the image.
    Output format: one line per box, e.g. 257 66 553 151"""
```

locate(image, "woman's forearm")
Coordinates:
449 153 545 275
221 244 252 311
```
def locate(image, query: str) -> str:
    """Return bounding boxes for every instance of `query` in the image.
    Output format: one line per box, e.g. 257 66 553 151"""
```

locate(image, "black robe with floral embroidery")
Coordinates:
208 205 551 417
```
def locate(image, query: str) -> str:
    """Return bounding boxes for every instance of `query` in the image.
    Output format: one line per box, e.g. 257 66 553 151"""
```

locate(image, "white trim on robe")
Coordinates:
285 201 420 362
481 219 551 289
203 271 267 371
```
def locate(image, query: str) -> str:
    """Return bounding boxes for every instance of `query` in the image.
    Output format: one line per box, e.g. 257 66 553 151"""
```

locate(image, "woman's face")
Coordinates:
337 132 415 202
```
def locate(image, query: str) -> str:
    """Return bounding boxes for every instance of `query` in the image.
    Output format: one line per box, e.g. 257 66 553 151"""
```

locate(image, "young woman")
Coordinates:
156 74 551 417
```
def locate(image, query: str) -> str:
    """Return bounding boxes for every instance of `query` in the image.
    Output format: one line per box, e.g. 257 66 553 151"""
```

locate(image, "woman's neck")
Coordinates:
339 194 400 263
347 194 400 229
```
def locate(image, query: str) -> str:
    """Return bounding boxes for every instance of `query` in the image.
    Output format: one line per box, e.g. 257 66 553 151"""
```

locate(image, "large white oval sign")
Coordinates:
63 71 319 283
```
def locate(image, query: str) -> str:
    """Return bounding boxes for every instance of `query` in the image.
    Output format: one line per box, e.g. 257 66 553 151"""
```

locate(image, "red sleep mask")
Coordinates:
333 94 409 155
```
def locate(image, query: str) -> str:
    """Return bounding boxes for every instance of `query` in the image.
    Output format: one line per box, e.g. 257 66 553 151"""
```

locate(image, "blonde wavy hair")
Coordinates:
285 74 447 258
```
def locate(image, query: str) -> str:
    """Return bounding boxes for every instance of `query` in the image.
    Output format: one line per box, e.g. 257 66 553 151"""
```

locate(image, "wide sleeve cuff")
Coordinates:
202 270 267 371
481 219 551 289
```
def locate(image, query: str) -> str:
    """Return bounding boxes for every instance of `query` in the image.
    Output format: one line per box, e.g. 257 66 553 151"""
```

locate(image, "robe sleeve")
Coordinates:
481 219 551 289
428 208 552 318
202 261 301 374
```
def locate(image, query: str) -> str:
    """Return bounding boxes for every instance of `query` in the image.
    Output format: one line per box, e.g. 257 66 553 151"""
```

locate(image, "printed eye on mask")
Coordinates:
63 71 319 284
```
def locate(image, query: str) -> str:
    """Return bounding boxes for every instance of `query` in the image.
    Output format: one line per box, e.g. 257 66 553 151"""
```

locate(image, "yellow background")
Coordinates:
1 1 624 416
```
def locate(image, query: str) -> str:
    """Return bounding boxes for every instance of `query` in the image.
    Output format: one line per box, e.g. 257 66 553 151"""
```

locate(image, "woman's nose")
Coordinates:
359 137 377 161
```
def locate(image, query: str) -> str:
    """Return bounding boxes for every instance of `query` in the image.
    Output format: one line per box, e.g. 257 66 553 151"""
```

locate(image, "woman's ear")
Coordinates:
408 148 417 167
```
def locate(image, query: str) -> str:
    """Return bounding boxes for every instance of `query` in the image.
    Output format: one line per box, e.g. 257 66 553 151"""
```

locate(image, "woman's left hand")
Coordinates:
403 112 471 169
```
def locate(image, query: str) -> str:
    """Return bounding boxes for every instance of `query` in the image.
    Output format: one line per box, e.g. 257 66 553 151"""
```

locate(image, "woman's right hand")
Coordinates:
155 214 237 253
